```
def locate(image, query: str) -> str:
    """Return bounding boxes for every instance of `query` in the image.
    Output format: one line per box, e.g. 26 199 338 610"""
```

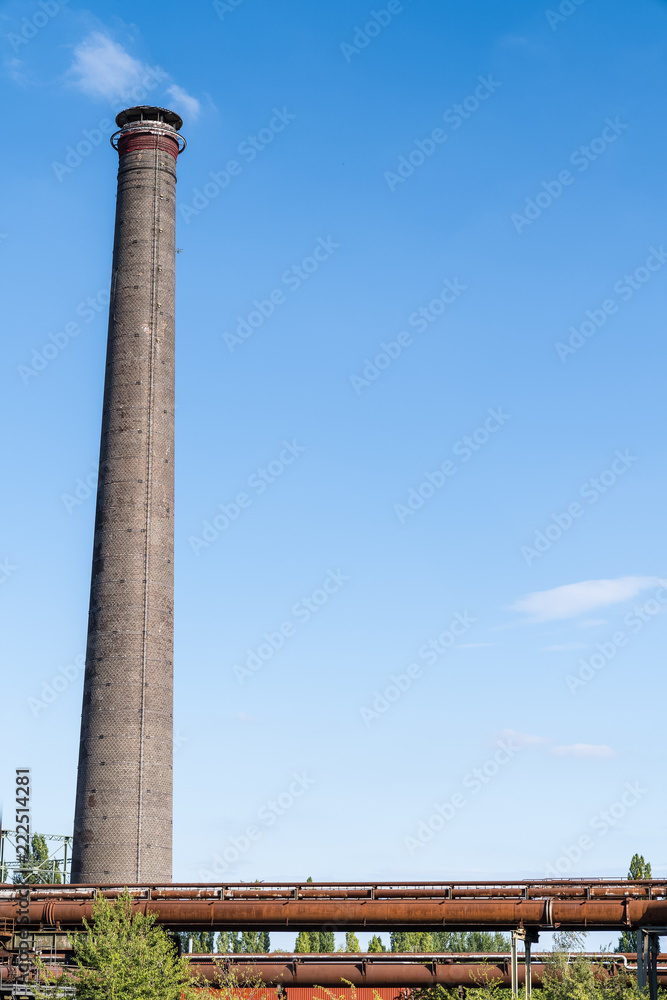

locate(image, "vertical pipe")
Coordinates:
511 932 518 996
71 106 184 884
638 930 647 994
525 938 532 998
648 933 659 1000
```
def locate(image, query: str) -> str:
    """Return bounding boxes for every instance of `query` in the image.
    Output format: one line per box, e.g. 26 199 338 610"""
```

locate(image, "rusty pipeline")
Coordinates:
1 890 666 932
4 954 667 990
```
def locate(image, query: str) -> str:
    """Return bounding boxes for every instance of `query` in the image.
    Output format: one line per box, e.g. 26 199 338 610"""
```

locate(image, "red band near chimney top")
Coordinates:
118 132 180 160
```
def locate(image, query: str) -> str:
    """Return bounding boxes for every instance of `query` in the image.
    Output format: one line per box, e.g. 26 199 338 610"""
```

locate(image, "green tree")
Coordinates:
540 949 642 1000
390 932 435 952
430 931 510 953
617 854 652 953
35 890 200 1000
294 878 320 952
320 930 335 952
242 931 270 953
178 931 215 953
295 931 312 953
217 931 270 953
14 834 61 884
368 935 386 952
345 932 361 953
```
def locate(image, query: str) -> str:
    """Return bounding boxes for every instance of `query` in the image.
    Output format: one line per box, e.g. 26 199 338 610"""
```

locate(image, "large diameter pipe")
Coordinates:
188 959 667 989
4 898 667 932
5 957 667 990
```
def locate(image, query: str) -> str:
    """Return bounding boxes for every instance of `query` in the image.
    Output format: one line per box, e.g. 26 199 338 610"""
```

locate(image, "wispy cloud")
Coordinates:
458 642 494 648
509 576 663 622
552 744 615 759
166 84 200 120
66 32 199 122
578 618 608 628
68 32 163 101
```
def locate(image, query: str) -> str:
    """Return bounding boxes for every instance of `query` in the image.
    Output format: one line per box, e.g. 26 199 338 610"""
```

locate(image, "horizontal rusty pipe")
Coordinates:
2 881 664 903
189 956 667 989
3 883 665 898
2 896 667 932
5 955 667 990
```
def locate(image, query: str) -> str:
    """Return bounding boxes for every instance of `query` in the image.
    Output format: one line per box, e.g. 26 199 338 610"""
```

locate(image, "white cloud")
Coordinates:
509 576 663 622
66 32 198 119
166 84 200 120
68 32 164 101
578 618 609 628
552 744 615 759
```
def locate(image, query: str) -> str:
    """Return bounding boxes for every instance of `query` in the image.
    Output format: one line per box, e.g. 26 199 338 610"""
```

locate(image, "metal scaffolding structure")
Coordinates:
0 833 71 885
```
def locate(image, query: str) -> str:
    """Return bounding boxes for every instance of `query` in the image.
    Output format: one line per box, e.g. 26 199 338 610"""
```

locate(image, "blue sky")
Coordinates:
1 0 666 950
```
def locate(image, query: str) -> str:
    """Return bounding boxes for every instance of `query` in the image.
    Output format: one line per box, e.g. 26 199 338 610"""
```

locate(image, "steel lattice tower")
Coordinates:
71 106 185 884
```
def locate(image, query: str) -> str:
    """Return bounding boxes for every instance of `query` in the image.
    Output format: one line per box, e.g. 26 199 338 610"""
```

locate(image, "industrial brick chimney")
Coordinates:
71 106 185 884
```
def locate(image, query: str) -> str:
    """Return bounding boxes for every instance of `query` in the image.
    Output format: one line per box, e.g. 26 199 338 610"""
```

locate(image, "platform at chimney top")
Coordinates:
115 105 183 130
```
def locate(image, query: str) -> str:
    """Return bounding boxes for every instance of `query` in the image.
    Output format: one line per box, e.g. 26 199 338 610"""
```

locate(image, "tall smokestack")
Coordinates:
71 106 185 884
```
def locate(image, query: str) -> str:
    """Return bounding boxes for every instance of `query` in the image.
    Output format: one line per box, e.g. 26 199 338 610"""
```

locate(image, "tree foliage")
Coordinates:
411 951 650 1000
368 935 386 952
295 931 313 953
178 931 215 953
390 931 509 953
217 931 270 953
617 854 652 953
13 834 62 884
345 932 361 953
35 891 202 1000
320 930 335 952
